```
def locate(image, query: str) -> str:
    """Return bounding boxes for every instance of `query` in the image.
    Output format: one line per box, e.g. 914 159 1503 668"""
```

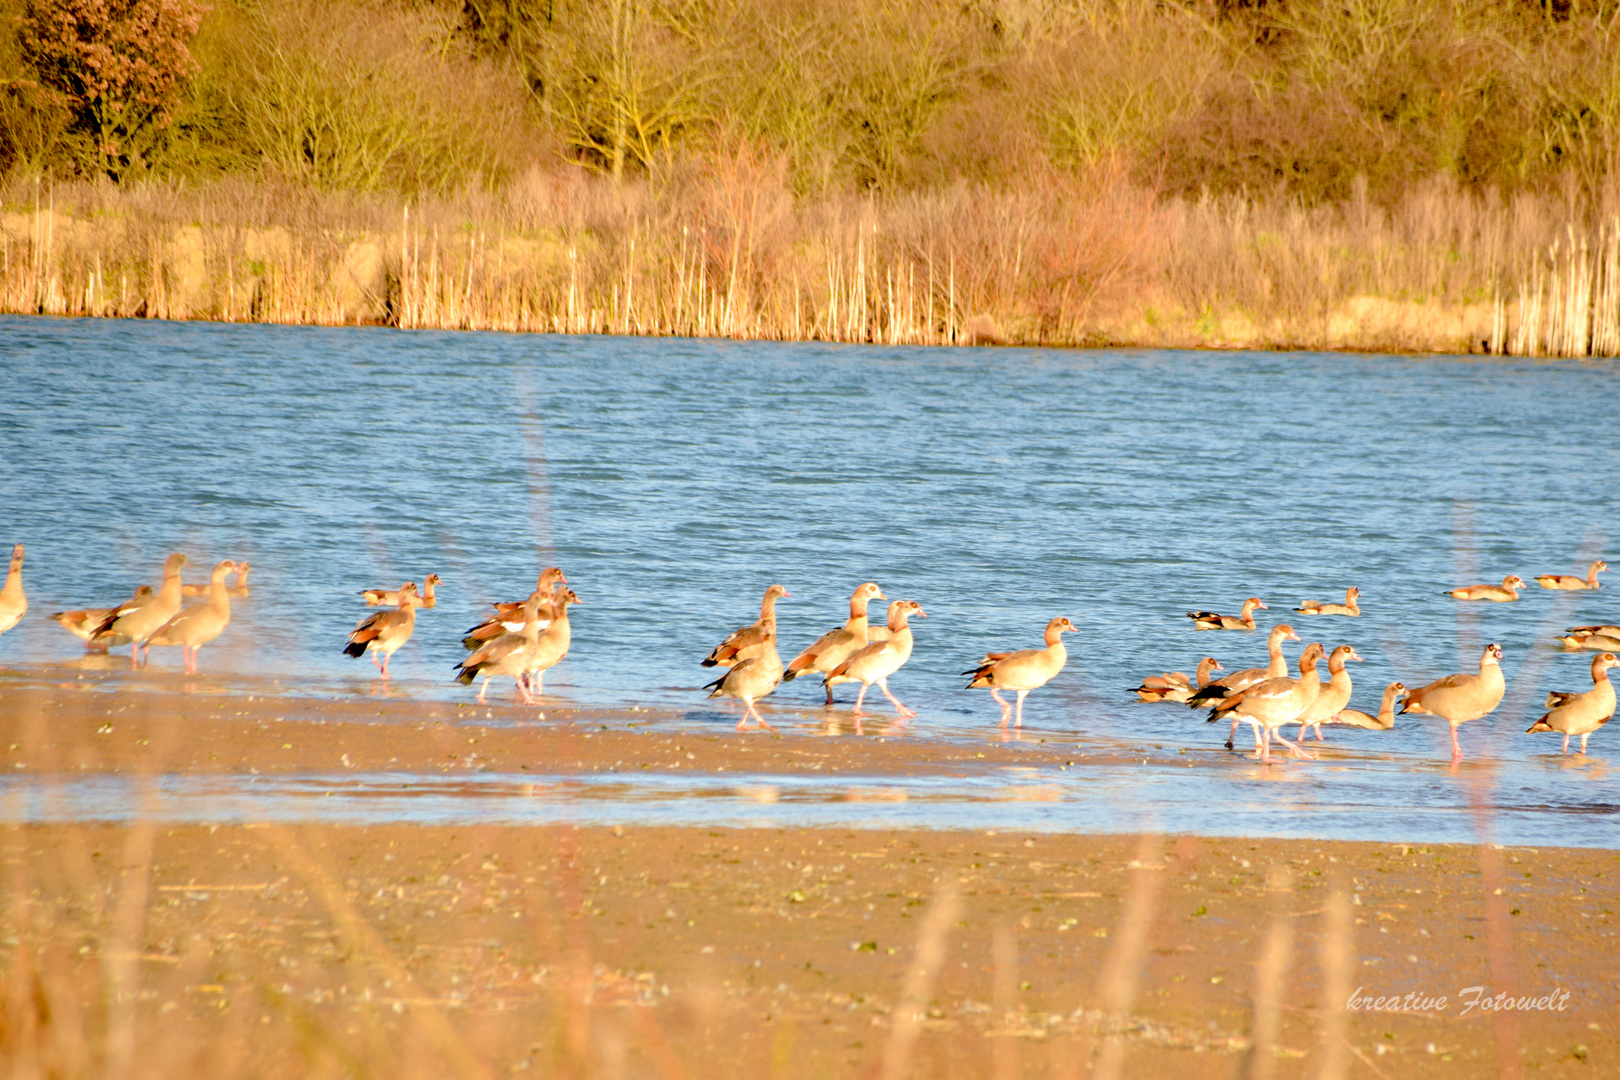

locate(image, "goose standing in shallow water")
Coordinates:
964 616 1076 727
1186 598 1266 631
144 560 237 674
92 553 188 665
1186 624 1299 707
1447 576 1526 602
52 585 154 651
705 618 785 731
784 582 886 704
1295 644 1363 741
1535 560 1607 592
1401 643 1506 760
455 594 543 704
1132 656 1222 703
1296 587 1360 616
343 582 419 678
462 568 567 648
1209 642 1325 763
523 588 580 696
363 573 440 608
0 545 26 643
828 600 926 719
1527 653 1616 754
1327 681 1405 731
703 584 790 668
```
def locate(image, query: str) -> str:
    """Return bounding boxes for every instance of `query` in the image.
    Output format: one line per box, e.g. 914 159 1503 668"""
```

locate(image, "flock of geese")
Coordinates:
1132 559 1615 762
0 544 1613 759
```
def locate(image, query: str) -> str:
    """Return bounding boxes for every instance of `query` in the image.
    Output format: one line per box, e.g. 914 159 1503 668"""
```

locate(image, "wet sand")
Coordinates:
1 677 1616 1077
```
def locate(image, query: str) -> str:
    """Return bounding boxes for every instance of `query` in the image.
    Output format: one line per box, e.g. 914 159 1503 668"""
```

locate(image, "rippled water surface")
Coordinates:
2 316 1617 841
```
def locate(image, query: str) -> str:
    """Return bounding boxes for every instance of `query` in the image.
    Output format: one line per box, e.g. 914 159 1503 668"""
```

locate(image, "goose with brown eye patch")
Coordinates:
1186 596 1266 631
827 600 926 722
145 560 239 675
362 571 439 608
1296 644 1364 742
1535 559 1608 592
1186 624 1299 707
784 582 887 705
1296 586 1360 616
964 616 1076 728
702 583 790 669
1401 644 1506 761
462 567 567 650
344 581 420 679
1208 642 1325 763
1446 574 1526 602
51 582 152 653
91 552 189 666
1328 681 1405 731
705 607 786 732
1132 656 1223 703
1527 653 1617 755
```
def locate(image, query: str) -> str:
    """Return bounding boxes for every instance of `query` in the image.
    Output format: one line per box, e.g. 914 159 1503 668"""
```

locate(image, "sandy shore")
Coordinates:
0 677 1615 1077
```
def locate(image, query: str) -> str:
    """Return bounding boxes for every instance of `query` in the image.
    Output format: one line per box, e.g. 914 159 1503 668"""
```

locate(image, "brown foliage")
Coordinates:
17 0 207 177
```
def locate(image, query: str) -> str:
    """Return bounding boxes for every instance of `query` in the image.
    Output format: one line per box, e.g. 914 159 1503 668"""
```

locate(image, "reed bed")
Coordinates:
4 171 1620 356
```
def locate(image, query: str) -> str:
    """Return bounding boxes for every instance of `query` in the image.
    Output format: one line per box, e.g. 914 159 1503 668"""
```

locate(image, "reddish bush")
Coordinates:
18 0 208 177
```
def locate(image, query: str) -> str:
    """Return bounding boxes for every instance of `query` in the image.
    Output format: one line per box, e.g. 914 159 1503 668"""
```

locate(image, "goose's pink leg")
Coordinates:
1271 731 1316 761
1562 733 1571 754
852 684 872 717
877 678 915 718
1014 690 1030 727
476 676 490 704
990 688 1012 724
1450 726 1463 760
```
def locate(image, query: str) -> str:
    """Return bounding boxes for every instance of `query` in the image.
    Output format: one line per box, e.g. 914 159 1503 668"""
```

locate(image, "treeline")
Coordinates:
3 0 1619 203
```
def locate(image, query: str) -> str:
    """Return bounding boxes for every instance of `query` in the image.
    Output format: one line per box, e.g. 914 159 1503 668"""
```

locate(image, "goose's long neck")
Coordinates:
1378 685 1401 724
0 556 21 602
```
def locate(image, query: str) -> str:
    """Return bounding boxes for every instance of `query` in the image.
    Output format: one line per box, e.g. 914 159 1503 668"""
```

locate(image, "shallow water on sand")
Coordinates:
2 316 1618 840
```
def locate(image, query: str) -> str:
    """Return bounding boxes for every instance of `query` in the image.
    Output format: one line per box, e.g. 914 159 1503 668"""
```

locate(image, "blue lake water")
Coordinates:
1 315 1617 842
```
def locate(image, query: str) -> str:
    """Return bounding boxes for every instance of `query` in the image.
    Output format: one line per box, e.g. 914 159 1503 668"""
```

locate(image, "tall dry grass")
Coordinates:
5 164 1620 354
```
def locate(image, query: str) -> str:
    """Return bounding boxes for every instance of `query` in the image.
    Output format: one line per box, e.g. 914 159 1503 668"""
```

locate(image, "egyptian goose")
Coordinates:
1186 624 1299 706
343 582 419 678
704 618 785 731
1557 632 1620 651
1328 682 1405 731
1566 624 1620 638
183 561 252 598
1296 587 1360 616
1186 597 1266 631
702 584 790 668
1536 560 1607 592
1296 645 1364 740
1400 643 1506 760
1209 642 1325 763
523 588 580 696
362 573 440 609
92 553 188 665
462 568 567 648
51 585 154 651
0 544 26 641
1526 653 1616 754
828 600 926 718
964 615 1076 726
145 560 237 674
1447 576 1526 602
454 593 543 704
1132 657 1222 703
784 582 886 704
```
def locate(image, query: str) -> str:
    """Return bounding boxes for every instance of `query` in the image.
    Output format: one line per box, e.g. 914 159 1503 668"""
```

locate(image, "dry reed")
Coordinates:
6 169 1620 355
